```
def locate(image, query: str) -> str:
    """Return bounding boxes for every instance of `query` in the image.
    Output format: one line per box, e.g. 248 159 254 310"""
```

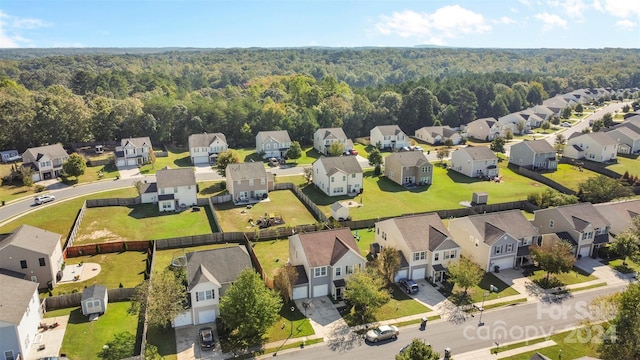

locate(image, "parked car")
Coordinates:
349 149 359 156
34 194 55 205
366 324 399 343
398 278 419 294
561 122 571 127
199 327 215 350
268 158 280 167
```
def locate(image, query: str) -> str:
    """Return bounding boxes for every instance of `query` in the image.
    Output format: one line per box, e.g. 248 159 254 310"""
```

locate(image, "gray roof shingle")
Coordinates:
466 210 538 245
226 162 268 181
0 224 61 256
315 156 362 176
156 168 196 188
22 143 68 161
188 133 227 148
295 228 363 268
386 152 430 167
186 246 252 291
0 274 38 324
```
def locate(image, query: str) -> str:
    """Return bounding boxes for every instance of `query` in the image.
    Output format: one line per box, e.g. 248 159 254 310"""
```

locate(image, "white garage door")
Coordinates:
394 269 408 283
579 246 591 258
491 257 514 272
193 156 208 165
126 158 138 166
116 159 125 167
197 309 216 324
173 311 192 328
292 286 308 300
412 268 425 281
313 284 328 297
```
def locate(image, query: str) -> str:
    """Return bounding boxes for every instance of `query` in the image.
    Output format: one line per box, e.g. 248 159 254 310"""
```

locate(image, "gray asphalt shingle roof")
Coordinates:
188 133 227 148
315 156 362 176
156 168 196 188
466 210 538 245
186 246 252 291
0 274 38 325
295 228 363 268
0 224 60 256
226 162 268 181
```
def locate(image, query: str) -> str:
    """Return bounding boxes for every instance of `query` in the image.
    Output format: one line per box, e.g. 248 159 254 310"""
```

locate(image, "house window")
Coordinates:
444 250 456 259
583 232 593 240
506 243 514 252
196 289 214 302
331 177 334 183
413 252 426 261
342 176 346 181
422 166 431 172
382 232 387 240
549 220 554 228
335 267 342 277
377 227 379 235
31 275 37 282
5 350 15 360
174 187 178 193
351 174 356 178
346 265 354 275
434 253 439 261
39 257 46 266
20 260 27 269
162 202 172 210
314 267 327 277
494 246 502 254
332 187 344 193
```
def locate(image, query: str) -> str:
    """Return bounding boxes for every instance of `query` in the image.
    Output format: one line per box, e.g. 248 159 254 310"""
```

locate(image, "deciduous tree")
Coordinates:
287 140 303 160
490 137 505 153
274 263 299 302
578 175 633 204
395 339 440 360
100 331 136 360
343 267 390 322
377 246 400 286
62 153 87 178
327 141 345 156
130 269 187 330
530 239 575 287
609 231 639 266
447 257 483 296
216 150 240 176
599 283 640 360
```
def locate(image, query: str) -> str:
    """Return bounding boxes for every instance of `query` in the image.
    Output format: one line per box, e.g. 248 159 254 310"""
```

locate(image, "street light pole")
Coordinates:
290 306 295 337
478 292 490 327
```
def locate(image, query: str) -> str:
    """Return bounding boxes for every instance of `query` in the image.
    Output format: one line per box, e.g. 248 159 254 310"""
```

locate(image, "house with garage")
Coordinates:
288 228 366 300
606 124 640 155
414 126 462 145
465 117 501 141
225 162 274 204
0 149 20 163
498 113 528 135
542 96 573 115
370 125 411 150
255 130 291 159
508 140 558 171
594 199 640 236
0 224 64 290
375 213 461 283
114 137 153 167
564 132 618 163
532 202 612 259
81 284 108 316
188 133 228 164
314 127 353 155
21 143 69 182
384 151 433 187
312 156 363 196
0 274 42 360
449 146 499 179
139 167 197 211
173 246 253 327
448 210 540 272
522 105 555 122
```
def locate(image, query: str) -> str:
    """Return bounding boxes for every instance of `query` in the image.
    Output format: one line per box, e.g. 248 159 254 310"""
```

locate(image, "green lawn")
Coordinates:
603 258 640 274
49 251 148 296
542 163 600 191
139 147 191 175
343 284 431 326
605 155 640 176
252 239 289 278
529 266 598 289
197 180 226 198
0 187 138 242
44 302 140 360
74 204 217 244
264 302 315 342
442 272 520 305
354 228 377 257
153 243 238 275
500 327 601 360
146 326 177 360
213 190 317 232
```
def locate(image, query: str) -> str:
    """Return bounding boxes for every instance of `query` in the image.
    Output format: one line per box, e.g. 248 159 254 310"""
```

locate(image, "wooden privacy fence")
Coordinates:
86 197 141 207
43 287 135 311
515 166 576 195
275 183 328 222
66 240 151 257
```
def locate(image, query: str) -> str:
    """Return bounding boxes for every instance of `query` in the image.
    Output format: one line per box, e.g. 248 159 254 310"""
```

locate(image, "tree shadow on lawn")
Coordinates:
373 176 430 193
445 169 488 184
304 148 322 159
300 184 353 206
172 156 192 167
243 153 263 163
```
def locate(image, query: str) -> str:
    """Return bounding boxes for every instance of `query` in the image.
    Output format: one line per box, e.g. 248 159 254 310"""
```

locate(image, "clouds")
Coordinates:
0 11 49 48
534 12 568 31
375 5 490 45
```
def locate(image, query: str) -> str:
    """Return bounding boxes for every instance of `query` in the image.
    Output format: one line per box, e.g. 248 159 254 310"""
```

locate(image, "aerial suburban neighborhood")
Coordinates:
1 44 640 360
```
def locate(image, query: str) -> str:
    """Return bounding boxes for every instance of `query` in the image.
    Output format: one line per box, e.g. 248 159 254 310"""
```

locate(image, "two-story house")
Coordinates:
375 213 460 283
564 132 618 163
21 144 69 182
465 118 500 141
312 156 363 196
115 137 153 167
384 151 433 187
509 139 558 171
542 96 573 115
594 199 640 236
313 128 353 155
414 126 462 145
498 113 528 135
188 133 228 165
532 203 612 258
0 225 64 290
448 210 540 272
370 125 411 150
225 162 274 204
139 167 197 211
289 228 366 300
450 146 499 179
255 130 292 159
0 274 42 360
173 246 253 326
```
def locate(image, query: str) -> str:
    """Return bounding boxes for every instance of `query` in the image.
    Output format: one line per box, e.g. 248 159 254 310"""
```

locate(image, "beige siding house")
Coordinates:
384 151 433 187
188 133 228 164
370 125 410 150
225 162 274 204
313 128 353 155
255 130 291 159
508 140 557 170
21 144 69 182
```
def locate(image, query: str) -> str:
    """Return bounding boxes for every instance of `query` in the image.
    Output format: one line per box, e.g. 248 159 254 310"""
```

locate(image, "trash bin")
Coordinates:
444 347 452 359
420 317 428 330
1 200 4 206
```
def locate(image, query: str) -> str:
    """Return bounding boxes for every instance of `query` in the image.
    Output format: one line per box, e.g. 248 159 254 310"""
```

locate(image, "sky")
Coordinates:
1 0 639 49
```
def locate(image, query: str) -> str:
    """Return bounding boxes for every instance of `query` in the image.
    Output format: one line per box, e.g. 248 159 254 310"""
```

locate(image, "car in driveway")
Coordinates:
561 122 571 127
199 327 215 350
398 278 419 294
365 324 399 343
268 157 280 167
34 194 55 205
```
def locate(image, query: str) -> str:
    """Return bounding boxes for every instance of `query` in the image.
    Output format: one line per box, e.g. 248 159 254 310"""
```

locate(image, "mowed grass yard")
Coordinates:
542 163 601 191
0 188 138 243
49 251 148 296
253 239 289 278
139 147 191 174
74 204 217 244
606 155 640 175
45 302 139 360
214 190 317 232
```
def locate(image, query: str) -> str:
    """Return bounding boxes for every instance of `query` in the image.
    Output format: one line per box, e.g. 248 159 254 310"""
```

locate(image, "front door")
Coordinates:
335 287 342 300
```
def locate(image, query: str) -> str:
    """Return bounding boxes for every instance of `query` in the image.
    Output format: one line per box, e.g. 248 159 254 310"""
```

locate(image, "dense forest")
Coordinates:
1 47 639 152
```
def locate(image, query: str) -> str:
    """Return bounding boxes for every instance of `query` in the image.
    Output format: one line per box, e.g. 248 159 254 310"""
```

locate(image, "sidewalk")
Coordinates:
453 340 557 360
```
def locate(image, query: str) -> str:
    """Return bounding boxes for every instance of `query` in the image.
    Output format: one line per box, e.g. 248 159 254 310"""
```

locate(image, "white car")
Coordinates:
34 194 55 205
561 122 571 127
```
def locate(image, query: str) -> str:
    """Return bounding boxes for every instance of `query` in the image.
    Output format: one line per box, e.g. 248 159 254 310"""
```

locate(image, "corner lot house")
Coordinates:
21 143 69 182
450 146 499 179
312 156 363 196
188 133 228 164
0 224 64 290
370 125 411 150
173 246 252 326
289 228 366 300
532 203 612 258
314 127 353 155
226 162 273 204
414 126 462 145
375 213 460 283
255 130 291 159
115 137 153 167
448 210 540 272
384 151 433 187
564 132 618 163
509 140 558 170
0 274 41 360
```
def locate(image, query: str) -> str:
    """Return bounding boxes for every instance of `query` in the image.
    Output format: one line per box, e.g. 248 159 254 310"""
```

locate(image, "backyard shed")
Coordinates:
331 201 350 221
81 284 108 316
472 192 488 205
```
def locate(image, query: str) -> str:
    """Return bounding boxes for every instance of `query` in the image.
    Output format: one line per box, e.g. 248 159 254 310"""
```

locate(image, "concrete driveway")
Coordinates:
194 164 216 175
116 165 143 179
175 323 224 360
294 297 345 340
